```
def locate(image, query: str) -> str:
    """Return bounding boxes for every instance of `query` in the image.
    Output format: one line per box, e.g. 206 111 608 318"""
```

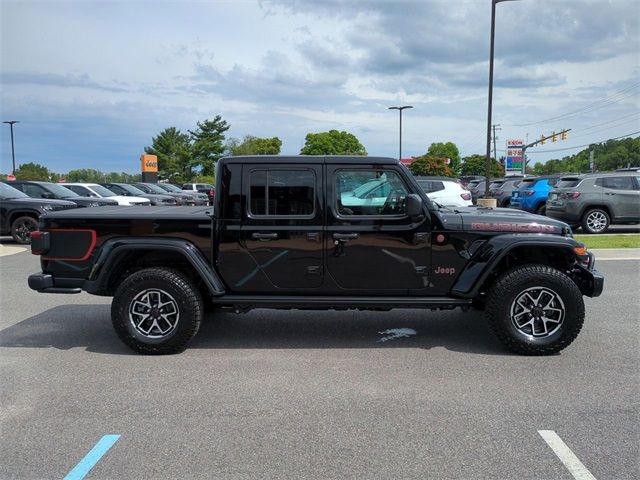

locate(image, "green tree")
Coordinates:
227 135 282 156
145 127 194 181
67 168 107 183
300 130 367 156
410 156 453 177
189 116 230 176
461 154 504 177
15 162 51 181
426 142 461 175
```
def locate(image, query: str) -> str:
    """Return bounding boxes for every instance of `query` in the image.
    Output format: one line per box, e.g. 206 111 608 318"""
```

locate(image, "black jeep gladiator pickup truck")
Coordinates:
28 156 603 355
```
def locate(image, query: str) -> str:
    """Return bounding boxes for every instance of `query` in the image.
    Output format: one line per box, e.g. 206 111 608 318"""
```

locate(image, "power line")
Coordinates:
569 111 639 134
569 117 640 140
509 81 640 127
526 131 640 154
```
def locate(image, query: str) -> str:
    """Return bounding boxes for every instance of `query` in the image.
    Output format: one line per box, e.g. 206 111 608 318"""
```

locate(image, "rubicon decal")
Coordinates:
470 222 556 233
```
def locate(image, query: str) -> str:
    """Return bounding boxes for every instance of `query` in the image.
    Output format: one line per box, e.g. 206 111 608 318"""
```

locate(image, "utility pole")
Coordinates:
492 124 501 166
2 120 19 175
589 149 595 173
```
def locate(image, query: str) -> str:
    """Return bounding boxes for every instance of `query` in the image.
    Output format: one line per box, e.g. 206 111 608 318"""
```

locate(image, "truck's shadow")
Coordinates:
0 304 508 355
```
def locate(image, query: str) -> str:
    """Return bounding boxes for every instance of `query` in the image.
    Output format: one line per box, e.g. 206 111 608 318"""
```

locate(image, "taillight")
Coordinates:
460 193 472 200
523 190 535 196
495 189 504 196
209 189 215 197
561 191 581 199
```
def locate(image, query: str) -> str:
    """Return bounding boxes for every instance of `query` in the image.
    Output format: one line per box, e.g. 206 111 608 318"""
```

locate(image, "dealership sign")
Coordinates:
505 139 523 171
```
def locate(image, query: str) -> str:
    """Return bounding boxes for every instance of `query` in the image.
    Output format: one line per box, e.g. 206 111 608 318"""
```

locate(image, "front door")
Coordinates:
325 165 431 294
599 175 640 220
239 165 324 290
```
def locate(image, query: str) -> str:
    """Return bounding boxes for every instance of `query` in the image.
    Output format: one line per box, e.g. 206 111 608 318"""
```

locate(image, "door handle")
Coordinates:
333 233 359 241
252 233 279 241
605 192 616 195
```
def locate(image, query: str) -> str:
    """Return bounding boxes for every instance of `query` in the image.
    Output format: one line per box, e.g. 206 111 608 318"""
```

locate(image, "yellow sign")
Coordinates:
140 154 158 173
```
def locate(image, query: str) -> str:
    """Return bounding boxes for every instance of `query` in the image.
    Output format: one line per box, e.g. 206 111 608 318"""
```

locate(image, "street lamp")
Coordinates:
388 105 413 161
3 120 19 175
484 0 520 200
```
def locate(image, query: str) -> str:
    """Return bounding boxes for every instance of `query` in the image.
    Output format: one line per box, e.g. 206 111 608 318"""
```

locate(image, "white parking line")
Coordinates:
538 430 597 480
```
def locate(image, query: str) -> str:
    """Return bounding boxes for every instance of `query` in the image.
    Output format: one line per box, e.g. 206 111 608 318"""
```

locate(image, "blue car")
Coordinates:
510 175 562 215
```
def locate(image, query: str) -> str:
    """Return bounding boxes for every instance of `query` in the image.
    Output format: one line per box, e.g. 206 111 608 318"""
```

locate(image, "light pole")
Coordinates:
3 120 19 175
484 0 519 200
388 105 413 161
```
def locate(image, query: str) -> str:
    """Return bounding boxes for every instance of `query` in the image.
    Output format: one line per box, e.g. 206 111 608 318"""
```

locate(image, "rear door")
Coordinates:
325 165 431 294
598 176 640 220
239 165 324 290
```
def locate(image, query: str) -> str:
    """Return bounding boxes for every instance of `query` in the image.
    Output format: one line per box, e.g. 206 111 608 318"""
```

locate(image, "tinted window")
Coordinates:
556 179 581 188
21 184 47 198
88 185 116 197
519 180 535 188
489 181 504 189
336 170 409 216
66 185 91 196
596 176 635 190
417 180 445 193
44 183 80 197
249 170 315 216
547 178 558 186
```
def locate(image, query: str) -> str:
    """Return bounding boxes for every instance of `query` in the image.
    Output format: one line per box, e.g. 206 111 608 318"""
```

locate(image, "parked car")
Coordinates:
156 183 209 205
64 183 151 206
615 167 640 173
28 154 603 356
490 178 523 207
459 175 484 188
0 182 77 243
101 183 177 205
182 183 215 203
466 178 487 205
510 175 562 215
415 176 472 207
10 181 118 208
134 182 196 206
546 173 640 233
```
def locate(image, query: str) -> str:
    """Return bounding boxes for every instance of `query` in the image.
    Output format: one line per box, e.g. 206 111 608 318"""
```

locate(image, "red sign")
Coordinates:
6 174 16 181
59 176 67 183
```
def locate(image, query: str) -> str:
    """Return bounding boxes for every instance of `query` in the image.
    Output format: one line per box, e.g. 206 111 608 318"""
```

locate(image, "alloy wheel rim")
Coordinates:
510 286 565 338
15 220 36 242
587 212 607 232
129 289 180 338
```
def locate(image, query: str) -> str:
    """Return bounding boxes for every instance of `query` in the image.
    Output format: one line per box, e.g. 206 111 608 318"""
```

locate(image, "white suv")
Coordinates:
415 177 473 207
63 183 151 206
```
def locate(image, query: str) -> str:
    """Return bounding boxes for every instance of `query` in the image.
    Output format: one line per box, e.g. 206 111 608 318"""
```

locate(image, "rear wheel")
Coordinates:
111 268 203 354
581 208 609 234
486 264 585 355
11 216 38 244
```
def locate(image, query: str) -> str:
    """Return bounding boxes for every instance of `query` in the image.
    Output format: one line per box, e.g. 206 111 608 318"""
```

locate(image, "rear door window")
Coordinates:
249 169 315 217
596 176 635 190
556 179 581 188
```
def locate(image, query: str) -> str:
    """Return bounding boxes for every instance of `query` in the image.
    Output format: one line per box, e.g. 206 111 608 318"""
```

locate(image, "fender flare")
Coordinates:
450 234 581 298
84 237 225 296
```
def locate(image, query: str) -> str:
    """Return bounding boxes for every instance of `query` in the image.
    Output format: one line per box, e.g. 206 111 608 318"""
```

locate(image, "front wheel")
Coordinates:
11 216 38 244
485 264 585 355
111 268 203 354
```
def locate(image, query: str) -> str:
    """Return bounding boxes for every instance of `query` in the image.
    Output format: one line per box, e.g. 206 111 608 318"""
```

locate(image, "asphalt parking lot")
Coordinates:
1 247 638 479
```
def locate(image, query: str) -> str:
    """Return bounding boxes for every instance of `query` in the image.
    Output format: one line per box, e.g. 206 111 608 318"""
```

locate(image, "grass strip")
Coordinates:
574 234 640 249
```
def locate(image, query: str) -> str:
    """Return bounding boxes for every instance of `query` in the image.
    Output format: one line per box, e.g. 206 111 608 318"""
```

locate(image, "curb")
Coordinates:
591 248 640 261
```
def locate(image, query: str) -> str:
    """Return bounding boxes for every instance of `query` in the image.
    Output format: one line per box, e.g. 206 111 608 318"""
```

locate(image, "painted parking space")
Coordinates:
64 435 120 480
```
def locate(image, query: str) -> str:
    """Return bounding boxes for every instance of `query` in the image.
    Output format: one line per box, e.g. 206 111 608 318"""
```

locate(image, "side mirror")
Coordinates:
405 194 423 217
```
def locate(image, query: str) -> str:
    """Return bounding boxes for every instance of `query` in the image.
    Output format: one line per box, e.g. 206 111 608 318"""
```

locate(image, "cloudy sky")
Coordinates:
1 0 639 174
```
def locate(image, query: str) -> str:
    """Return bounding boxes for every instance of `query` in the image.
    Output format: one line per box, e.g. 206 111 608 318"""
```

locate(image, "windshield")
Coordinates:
117 184 147 195
87 185 117 197
0 182 29 199
139 183 168 194
46 183 80 197
158 183 182 193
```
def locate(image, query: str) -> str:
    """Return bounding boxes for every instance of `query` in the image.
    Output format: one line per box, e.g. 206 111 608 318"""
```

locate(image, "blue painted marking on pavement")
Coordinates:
64 434 120 480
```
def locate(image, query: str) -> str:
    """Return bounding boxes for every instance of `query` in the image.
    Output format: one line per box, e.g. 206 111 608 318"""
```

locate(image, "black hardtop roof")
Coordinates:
220 155 398 165
10 180 56 185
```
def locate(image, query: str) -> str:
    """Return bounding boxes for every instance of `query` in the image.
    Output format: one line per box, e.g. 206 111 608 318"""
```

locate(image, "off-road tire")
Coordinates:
111 267 203 354
11 216 38 244
485 264 585 355
581 208 610 234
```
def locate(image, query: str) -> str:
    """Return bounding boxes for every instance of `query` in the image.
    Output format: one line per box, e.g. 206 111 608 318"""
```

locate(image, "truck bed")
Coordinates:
41 205 213 221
